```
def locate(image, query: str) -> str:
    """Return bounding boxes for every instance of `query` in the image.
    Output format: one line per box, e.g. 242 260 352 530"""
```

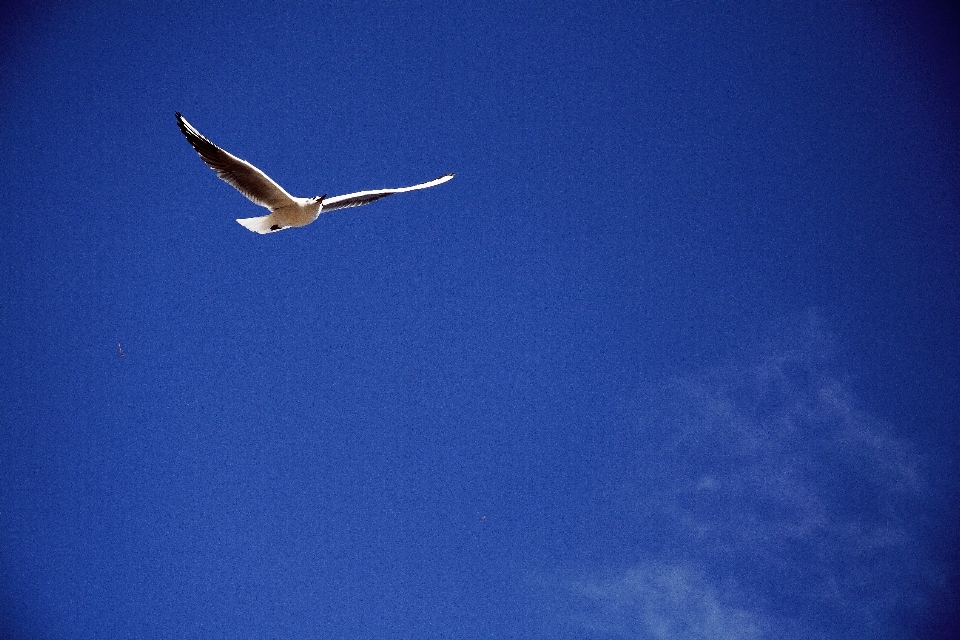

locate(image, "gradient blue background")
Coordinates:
1 1 958 638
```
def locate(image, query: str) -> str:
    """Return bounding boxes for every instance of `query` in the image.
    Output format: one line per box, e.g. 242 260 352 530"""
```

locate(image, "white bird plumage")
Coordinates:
175 112 454 234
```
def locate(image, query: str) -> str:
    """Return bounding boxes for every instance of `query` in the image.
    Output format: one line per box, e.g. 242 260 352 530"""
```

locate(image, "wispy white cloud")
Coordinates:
572 563 765 640
560 317 942 639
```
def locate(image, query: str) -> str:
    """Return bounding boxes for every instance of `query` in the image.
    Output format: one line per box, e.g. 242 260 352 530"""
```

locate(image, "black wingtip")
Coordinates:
175 111 182 118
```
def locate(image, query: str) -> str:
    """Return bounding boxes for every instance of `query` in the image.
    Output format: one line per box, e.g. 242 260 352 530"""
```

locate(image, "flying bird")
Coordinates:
175 112 454 234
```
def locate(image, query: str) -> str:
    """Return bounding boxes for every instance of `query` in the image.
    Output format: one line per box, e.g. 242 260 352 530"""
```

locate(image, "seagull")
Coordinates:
175 112 454 234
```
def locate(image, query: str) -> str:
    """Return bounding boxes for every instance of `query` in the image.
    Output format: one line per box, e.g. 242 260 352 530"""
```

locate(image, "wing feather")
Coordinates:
321 173 455 213
176 112 296 210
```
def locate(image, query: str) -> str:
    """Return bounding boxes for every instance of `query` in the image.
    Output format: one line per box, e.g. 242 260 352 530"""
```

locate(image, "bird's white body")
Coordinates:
236 196 324 234
175 112 454 234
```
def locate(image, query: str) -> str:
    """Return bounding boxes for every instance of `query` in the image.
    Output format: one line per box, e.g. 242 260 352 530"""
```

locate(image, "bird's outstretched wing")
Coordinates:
176 112 296 210
321 173 455 213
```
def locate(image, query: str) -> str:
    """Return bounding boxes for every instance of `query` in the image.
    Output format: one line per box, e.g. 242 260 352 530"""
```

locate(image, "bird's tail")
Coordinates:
237 215 284 234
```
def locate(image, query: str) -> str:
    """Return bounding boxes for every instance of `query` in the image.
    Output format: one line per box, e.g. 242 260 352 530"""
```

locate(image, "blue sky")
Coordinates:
1 1 958 638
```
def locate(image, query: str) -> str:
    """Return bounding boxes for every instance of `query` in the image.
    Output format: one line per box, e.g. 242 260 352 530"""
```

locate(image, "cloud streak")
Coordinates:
572 564 765 640
563 319 942 639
